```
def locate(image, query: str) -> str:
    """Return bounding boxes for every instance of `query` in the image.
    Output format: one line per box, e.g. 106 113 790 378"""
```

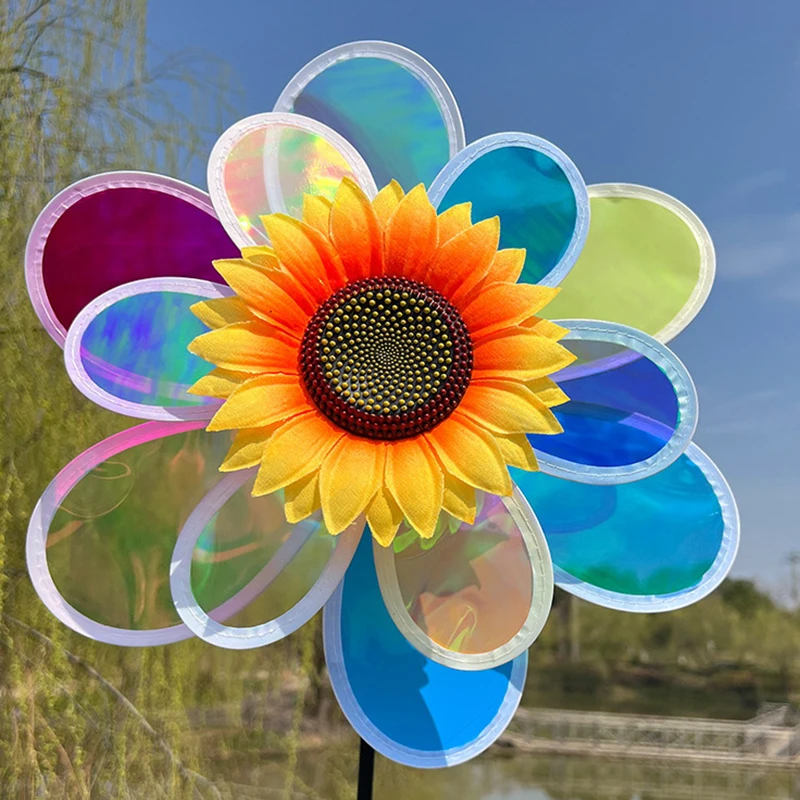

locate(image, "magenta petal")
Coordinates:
26 172 239 345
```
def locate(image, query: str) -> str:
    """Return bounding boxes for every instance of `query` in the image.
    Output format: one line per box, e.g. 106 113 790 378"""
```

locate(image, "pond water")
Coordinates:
211 748 800 800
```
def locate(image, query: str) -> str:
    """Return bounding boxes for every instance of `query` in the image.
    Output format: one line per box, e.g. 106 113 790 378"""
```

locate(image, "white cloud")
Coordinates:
776 278 800 303
712 167 800 300
719 168 789 204
700 389 800 438
716 210 800 288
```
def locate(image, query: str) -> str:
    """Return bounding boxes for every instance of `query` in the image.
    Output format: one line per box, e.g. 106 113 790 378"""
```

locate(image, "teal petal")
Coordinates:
429 132 589 286
514 442 738 611
275 42 463 189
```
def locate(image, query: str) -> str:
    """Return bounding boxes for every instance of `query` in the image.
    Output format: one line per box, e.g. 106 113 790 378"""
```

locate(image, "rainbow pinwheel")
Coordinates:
26 42 738 768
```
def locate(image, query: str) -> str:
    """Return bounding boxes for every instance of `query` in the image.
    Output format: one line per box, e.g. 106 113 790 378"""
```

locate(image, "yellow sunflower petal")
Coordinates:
302 195 332 236
487 248 526 284
372 180 404 228
473 328 576 380
190 296 253 330
319 436 383 535
385 436 443 538
384 184 438 281
220 426 278 472
241 246 279 270
460 380 563 434
425 412 512 496
366 486 404 547
520 316 570 341
462 283 560 340
187 368 249 398
212 259 310 333
330 177 383 281
456 247 529 309
189 320 298 374
237 248 321 314
427 217 500 304
437 202 472 244
495 432 539 471
442 473 476 524
526 377 570 407
261 213 345 293
253 411 343 496
206 374 310 431
284 472 321 523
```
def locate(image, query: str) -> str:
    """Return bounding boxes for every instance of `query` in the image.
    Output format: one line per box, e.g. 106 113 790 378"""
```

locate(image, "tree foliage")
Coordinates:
0 2 242 797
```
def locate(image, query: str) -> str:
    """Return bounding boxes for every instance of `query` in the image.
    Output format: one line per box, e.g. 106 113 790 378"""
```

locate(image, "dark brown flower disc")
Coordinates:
299 276 473 441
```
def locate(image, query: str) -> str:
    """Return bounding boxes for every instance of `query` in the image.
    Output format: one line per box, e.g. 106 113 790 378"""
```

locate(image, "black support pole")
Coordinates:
357 737 375 800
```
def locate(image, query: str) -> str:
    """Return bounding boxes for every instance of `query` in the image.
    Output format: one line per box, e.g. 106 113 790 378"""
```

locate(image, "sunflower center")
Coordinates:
299 276 473 440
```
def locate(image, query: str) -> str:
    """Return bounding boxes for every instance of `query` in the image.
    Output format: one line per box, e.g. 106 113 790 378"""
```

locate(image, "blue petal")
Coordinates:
429 132 589 286
513 442 738 611
274 42 463 189
63 278 229 420
530 320 697 484
323 533 527 767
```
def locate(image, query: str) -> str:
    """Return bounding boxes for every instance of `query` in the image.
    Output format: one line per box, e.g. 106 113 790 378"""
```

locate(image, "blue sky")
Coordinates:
148 1 799 592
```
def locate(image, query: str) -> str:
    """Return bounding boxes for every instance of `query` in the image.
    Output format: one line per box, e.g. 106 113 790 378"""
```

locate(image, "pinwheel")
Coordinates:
26 41 737 770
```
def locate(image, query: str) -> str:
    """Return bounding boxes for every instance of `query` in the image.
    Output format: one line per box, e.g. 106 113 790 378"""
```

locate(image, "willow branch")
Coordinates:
3 614 222 800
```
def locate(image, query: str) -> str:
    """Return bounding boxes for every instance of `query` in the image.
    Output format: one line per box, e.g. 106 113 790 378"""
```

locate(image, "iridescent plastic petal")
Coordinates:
429 133 589 287
25 172 238 346
514 442 738 611
374 488 552 670
544 184 715 343
324 534 527 768
207 112 376 248
528 320 697 484
274 41 464 190
26 422 249 645
170 470 362 649
27 423 338 647
64 278 230 420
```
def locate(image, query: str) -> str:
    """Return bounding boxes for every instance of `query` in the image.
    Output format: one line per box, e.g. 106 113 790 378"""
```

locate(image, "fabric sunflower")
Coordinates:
187 178 573 545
